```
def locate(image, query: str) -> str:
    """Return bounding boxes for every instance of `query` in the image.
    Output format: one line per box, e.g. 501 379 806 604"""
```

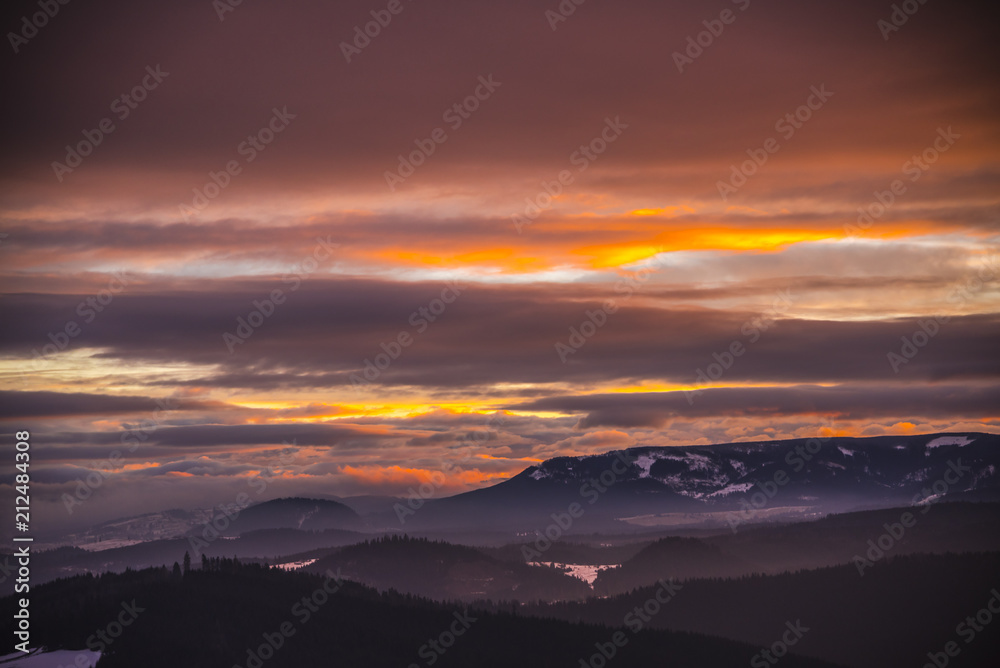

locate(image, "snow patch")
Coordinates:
902 468 933 483
276 559 317 571
76 538 144 552
926 436 974 449
633 454 657 478
529 467 550 481
682 452 714 471
707 482 754 498
530 562 613 586
652 451 714 471
728 459 749 477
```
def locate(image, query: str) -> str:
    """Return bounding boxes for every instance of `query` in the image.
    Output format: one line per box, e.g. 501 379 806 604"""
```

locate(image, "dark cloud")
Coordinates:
513 384 1000 428
0 390 216 419
47 422 385 449
1 279 997 389
1 0 996 201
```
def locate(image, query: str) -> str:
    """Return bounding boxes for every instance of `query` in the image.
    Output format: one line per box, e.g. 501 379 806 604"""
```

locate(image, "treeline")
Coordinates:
1 559 839 668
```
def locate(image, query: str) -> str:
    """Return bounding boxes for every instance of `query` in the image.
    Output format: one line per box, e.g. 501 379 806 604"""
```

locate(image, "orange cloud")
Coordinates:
339 464 513 490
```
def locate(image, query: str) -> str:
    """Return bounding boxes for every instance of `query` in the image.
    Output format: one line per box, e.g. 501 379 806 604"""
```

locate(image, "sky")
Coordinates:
1 0 998 533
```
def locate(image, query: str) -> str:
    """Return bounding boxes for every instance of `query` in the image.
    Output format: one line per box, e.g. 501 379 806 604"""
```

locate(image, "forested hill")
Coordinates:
520 552 1000 668
2 559 840 668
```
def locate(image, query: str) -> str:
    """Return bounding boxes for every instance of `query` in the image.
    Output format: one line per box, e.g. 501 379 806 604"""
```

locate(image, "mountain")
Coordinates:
303 535 591 602
1 562 840 668
211 497 363 535
387 432 1000 532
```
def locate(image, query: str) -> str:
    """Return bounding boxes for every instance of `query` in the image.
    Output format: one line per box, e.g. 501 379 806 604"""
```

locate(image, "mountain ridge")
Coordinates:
393 431 1000 531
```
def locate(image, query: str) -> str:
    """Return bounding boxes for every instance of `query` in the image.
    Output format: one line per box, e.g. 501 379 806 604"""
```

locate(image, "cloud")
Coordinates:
1 0 997 213
2 280 997 390
0 390 216 419
3 0 998 535
513 384 1000 429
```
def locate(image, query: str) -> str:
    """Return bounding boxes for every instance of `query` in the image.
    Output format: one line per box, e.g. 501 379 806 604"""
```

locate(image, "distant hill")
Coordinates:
703 500 1000 573
592 536 748 594
211 497 363 534
304 535 591 603
482 539 650 567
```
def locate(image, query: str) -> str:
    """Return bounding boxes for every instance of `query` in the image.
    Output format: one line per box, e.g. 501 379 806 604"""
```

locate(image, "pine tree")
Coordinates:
183 551 191 575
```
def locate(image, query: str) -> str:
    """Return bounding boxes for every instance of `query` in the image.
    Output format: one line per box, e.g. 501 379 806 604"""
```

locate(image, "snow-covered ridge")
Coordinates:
520 434 994 502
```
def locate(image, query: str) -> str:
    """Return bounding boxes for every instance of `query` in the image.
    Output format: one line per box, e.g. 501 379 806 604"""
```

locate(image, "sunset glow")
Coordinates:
1 0 997 539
